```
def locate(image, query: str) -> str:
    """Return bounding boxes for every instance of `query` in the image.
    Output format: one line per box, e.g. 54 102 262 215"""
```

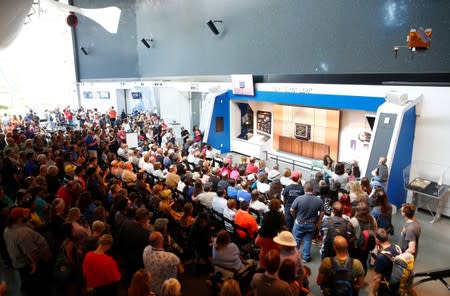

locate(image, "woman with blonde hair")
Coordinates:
349 181 368 204
161 278 181 296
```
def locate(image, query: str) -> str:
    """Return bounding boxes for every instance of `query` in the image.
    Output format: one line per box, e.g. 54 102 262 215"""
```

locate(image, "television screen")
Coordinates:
132 92 142 99
294 123 311 140
231 74 255 96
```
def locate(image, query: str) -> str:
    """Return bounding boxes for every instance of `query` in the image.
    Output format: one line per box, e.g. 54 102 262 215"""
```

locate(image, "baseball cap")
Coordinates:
65 164 77 174
160 189 172 199
154 218 169 231
291 171 301 182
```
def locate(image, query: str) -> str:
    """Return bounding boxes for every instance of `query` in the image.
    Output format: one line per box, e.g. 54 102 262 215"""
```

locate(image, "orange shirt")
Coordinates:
109 109 117 119
234 209 258 239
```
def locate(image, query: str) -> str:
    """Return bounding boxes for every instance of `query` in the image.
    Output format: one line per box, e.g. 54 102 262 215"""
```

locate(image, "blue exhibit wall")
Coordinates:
207 92 231 153
207 90 385 152
231 90 385 112
387 106 417 208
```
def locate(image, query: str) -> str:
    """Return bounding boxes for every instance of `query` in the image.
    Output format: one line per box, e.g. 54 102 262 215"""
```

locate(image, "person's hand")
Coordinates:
30 262 37 274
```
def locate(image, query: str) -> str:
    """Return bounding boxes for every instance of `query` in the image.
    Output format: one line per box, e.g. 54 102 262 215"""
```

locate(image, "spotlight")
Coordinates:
80 47 88 55
207 20 222 35
141 38 153 48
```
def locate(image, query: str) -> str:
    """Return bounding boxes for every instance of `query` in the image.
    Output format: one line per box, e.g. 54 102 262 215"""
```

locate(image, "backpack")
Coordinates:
355 217 376 252
329 256 354 296
381 247 415 295
323 217 356 256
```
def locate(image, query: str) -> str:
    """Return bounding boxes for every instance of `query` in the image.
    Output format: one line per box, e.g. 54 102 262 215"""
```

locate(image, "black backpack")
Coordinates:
323 217 356 257
330 257 354 296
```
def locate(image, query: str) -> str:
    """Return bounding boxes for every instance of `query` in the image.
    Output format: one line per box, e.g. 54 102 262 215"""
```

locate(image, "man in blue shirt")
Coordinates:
282 171 304 231
290 182 324 263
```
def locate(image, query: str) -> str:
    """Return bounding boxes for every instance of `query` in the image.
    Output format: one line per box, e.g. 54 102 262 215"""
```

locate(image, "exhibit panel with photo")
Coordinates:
272 105 340 160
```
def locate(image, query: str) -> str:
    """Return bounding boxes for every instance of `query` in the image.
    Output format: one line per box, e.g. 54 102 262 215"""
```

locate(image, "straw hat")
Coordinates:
273 231 297 247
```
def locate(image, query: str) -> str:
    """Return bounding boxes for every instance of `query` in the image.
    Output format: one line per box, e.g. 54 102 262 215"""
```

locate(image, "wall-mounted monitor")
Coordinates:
231 74 255 96
294 123 311 140
132 92 143 99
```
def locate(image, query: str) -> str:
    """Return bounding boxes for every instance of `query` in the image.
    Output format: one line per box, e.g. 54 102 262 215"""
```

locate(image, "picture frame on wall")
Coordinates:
100 91 110 99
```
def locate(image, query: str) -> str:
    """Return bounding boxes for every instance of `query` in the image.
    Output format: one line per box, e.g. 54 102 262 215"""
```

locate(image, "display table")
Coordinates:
406 178 449 224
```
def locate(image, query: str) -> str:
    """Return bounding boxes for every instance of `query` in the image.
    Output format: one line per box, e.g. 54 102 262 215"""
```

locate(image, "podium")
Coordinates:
404 162 450 224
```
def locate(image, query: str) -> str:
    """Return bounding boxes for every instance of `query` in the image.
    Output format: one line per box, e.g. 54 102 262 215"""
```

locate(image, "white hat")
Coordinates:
247 173 256 181
273 231 297 247
268 170 281 181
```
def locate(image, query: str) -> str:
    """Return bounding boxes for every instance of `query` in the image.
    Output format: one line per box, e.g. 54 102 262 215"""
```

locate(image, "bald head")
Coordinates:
149 231 164 248
333 235 348 253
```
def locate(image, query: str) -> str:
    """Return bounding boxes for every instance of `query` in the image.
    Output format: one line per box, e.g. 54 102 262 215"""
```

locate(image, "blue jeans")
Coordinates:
292 222 315 261
285 207 294 231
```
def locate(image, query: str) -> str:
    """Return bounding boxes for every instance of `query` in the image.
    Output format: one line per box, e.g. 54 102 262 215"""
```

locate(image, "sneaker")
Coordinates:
302 258 311 264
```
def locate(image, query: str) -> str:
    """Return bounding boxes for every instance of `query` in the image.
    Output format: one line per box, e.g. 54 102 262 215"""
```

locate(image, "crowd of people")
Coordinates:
0 107 421 296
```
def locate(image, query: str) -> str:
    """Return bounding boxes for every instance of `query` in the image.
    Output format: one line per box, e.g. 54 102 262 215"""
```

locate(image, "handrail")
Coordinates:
413 267 450 291
262 150 317 172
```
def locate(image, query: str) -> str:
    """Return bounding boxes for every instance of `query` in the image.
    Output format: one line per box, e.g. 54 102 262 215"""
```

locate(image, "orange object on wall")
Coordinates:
407 28 432 49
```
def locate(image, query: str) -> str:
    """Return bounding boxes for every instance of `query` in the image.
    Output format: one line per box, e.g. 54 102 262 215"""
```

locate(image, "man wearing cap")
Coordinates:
3 207 52 294
64 164 77 183
143 231 183 295
282 171 304 231
273 231 304 279
118 208 152 283
159 189 182 220
56 180 78 213
290 182 324 263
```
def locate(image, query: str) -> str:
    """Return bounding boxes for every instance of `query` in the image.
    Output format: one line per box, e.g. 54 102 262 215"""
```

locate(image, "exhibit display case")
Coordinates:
404 161 450 223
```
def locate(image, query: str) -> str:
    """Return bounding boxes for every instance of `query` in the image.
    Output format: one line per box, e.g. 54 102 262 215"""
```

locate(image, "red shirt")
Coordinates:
234 209 258 239
56 185 72 213
83 252 121 289
246 163 258 175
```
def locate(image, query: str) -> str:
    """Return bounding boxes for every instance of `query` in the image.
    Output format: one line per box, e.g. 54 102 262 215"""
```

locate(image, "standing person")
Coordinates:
3 208 52 295
255 199 286 270
372 228 402 296
192 125 202 143
317 236 365 296
108 106 117 128
290 182 324 263
143 231 183 296
250 249 291 296
321 201 356 260
350 202 377 274
399 203 421 259
282 171 304 231
370 189 394 235
82 234 121 296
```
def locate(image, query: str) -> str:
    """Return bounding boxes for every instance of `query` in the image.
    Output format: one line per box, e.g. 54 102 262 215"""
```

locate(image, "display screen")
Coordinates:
294 123 311 140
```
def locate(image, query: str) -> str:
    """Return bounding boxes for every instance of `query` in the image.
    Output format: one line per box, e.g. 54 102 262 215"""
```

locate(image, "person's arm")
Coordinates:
290 204 296 218
316 211 324 231
316 271 326 286
372 272 382 295
405 240 416 255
